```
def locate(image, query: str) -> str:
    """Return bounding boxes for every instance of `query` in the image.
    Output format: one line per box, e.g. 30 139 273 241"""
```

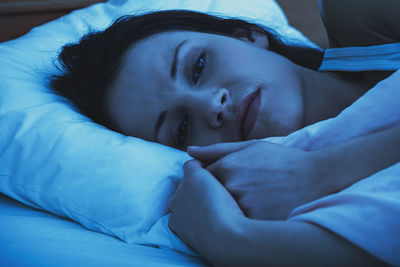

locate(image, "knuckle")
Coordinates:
218 156 232 169
207 159 229 176
183 159 200 172
183 160 194 169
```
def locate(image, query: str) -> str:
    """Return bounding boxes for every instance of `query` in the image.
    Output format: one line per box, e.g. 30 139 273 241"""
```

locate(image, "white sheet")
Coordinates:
267 70 400 266
0 193 207 266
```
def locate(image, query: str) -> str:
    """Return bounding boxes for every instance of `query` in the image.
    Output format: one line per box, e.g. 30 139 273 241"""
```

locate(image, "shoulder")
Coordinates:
319 0 400 47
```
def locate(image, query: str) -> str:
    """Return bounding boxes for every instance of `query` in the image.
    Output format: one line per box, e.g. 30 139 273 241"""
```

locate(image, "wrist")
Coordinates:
205 215 250 266
310 149 342 195
218 218 299 266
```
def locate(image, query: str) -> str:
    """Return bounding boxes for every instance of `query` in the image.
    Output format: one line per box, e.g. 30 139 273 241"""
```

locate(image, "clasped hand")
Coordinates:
188 140 328 220
169 140 330 261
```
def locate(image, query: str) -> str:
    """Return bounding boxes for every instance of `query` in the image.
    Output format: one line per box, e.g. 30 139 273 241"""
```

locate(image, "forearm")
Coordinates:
317 126 400 193
217 218 386 267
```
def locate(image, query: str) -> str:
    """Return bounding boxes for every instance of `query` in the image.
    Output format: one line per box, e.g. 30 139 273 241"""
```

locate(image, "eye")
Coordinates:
176 113 190 149
191 52 206 85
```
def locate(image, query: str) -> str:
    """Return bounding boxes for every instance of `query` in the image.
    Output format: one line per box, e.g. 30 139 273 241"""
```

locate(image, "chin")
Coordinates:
248 124 300 140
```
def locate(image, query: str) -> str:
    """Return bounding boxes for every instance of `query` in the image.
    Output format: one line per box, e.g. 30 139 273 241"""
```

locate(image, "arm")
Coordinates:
318 125 400 193
187 126 400 220
228 219 387 267
168 160 388 266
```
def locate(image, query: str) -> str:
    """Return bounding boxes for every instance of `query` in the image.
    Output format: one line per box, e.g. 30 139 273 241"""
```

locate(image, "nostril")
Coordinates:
217 112 222 122
221 94 226 105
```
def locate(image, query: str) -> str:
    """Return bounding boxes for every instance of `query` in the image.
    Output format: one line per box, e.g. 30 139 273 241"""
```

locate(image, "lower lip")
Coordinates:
235 89 261 140
243 89 261 139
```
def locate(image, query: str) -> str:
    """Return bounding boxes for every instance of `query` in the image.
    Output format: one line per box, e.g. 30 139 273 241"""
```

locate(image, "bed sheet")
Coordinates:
275 69 400 266
0 193 207 266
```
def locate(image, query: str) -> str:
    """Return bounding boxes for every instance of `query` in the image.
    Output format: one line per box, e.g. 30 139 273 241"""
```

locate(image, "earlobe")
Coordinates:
234 28 269 49
251 31 269 49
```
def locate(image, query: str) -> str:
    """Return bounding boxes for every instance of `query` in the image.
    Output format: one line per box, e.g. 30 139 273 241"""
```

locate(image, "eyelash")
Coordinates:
173 51 206 148
191 51 206 85
175 113 190 149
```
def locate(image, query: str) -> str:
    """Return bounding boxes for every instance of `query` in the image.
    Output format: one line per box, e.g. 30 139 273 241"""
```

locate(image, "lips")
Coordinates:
235 88 261 140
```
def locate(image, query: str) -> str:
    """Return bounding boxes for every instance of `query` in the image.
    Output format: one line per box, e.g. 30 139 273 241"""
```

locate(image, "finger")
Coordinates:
168 212 190 244
183 159 204 174
176 160 244 218
206 158 238 186
206 161 225 182
182 159 220 190
168 212 199 252
187 140 259 165
168 160 203 211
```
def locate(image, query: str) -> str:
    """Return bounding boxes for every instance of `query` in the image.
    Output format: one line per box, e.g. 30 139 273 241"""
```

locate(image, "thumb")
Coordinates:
187 140 259 165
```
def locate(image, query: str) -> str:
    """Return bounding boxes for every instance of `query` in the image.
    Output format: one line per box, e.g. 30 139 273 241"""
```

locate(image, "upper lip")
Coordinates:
235 88 260 140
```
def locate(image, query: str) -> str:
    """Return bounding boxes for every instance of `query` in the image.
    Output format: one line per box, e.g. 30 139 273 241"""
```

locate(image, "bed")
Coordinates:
0 193 206 266
0 0 316 265
1 0 399 266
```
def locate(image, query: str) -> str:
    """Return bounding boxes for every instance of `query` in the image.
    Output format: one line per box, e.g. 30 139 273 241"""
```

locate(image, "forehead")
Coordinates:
116 31 206 85
128 30 206 57
106 31 200 138
110 31 196 102
109 30 215 104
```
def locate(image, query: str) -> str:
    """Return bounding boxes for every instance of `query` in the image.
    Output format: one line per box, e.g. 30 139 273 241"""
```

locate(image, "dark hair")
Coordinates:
49 10 323 132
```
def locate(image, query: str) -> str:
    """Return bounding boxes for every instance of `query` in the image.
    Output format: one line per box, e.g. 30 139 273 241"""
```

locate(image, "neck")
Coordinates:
299 66 367 127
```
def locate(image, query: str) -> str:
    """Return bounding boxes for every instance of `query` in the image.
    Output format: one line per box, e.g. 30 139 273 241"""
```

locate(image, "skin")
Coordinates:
107 30 366 150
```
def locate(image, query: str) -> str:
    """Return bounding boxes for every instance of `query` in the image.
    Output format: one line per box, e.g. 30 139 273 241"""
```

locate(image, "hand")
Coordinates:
168 160 246 265
188 141 328 220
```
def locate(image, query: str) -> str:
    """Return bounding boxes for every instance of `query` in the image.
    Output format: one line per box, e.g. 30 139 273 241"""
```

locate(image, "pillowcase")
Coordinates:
0 0 313 254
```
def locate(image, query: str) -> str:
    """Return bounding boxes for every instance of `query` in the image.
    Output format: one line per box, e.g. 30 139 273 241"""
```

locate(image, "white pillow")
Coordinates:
0 0 312 254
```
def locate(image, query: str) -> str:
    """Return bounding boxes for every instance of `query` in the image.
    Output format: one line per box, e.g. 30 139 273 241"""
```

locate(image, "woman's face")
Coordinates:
107 30 305 150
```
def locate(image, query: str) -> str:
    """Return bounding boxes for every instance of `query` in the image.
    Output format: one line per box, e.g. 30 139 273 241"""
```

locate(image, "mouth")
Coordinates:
235 88 262 140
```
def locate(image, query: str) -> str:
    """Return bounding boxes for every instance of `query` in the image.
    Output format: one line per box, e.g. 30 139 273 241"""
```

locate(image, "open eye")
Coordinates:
176 113 190 149
191 52 206 85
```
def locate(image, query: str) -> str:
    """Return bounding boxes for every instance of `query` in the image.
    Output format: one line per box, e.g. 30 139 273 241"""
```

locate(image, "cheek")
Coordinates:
252 84 304 138
213 47 264 78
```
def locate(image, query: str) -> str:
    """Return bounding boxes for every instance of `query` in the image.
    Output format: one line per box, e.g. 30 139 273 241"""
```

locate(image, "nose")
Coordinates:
206 88 230 128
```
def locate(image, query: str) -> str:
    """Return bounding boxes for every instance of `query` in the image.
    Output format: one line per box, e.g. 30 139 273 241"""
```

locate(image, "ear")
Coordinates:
233 28 269 49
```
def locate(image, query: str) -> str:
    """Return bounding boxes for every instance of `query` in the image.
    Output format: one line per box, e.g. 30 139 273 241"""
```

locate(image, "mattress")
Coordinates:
0 193 207 266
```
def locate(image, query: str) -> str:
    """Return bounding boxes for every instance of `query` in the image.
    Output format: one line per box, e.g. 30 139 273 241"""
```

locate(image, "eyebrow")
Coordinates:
154 110 168 142
170 39 188 80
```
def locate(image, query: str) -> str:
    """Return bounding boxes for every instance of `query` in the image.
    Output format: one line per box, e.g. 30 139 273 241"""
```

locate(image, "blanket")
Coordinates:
265 70 400 266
